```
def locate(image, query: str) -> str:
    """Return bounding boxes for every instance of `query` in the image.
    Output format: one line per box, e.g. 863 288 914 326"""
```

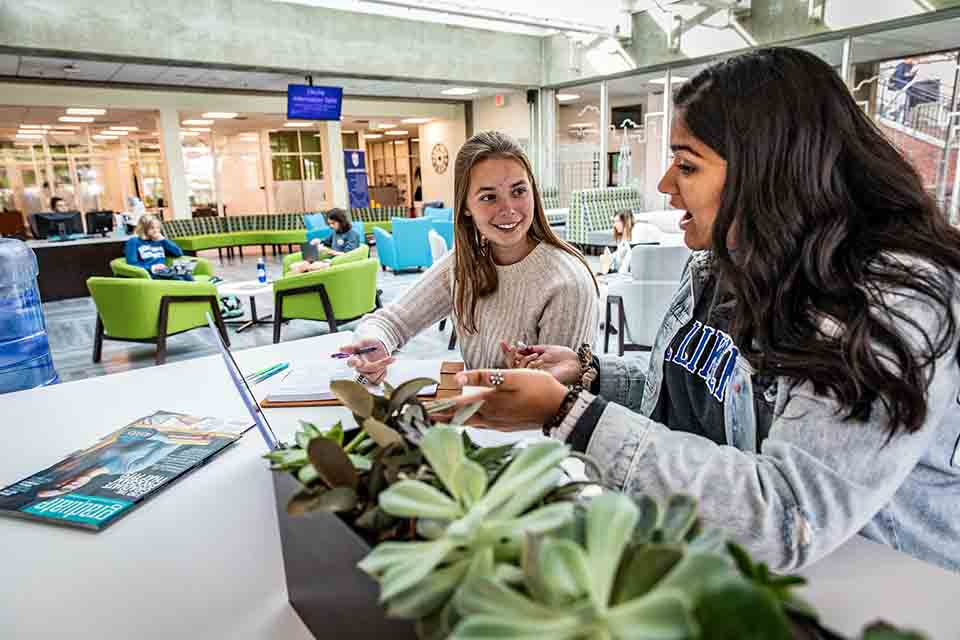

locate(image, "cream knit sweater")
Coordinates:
356 242 599 370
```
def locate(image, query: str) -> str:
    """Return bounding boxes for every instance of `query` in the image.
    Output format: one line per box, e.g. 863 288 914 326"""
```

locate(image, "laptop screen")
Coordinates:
205 313 280 450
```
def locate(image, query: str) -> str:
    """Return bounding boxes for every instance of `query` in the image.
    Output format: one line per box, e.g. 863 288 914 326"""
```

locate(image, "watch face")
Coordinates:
431 143 449 175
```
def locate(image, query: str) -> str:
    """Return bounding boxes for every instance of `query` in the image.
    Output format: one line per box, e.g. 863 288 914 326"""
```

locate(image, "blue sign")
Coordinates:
287 85 343 121
344 150 370 208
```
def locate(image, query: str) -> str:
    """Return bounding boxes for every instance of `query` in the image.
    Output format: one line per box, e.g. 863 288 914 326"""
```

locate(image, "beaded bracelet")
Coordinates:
542 384 582 436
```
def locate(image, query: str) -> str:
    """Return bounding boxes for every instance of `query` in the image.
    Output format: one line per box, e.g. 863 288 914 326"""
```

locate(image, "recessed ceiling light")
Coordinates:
342 130 356 134
648 76 689 85
66 108 106 116
441 87 478 96
98 132 123 138
556 93 580 101
569 122 592 127
374 123 396 129
59 116 95 123
50 130 78 135
50 125 81 130
364 133 383 139
188 127 211 132
411 138 419 142
19 124 51 129
15 133 43 140
283 121 314 127
385 130 409 136
401 117 431 124
182 119 214 126
92 135 116 140
110 126 139 131
202 112 238 119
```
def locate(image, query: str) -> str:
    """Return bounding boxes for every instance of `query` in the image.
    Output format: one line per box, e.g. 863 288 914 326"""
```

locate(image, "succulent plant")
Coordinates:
358 428 577 636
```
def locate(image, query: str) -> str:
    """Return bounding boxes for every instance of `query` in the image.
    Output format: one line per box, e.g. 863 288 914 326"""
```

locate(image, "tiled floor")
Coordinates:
43 245 649 384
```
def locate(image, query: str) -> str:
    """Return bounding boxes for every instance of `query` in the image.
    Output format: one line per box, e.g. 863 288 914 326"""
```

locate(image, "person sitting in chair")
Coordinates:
321 208 361 256
287 237 334 274
124 214 190 280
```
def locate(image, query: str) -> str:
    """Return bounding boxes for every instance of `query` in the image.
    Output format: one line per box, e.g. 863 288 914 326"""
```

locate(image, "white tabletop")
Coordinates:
1 331 957 638
217 279 275 297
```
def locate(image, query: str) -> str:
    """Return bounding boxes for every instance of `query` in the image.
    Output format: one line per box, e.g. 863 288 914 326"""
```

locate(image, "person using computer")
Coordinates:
321 208 361 256
124 214 190 280
50 197 68 213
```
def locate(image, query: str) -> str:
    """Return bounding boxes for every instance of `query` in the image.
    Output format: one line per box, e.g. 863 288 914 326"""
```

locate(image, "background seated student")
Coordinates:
321 208 361 256
125 214 190 280
50 196 68 213
339 130 599 382
445 48 960 573
287 238 333 274
609 209 633 273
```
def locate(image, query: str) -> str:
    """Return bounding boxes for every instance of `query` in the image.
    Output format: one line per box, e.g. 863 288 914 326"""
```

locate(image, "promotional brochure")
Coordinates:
0 411 250 531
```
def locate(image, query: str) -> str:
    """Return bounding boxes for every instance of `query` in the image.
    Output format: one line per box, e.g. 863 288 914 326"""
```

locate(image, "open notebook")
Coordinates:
262 359 443 404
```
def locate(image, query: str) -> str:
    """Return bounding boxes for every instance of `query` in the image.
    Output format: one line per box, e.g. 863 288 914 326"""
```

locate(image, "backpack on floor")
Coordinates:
219 295 244 319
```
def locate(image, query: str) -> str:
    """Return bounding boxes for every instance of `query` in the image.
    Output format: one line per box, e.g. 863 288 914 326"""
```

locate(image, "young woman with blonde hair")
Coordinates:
124 213 188 279
341 130 599 383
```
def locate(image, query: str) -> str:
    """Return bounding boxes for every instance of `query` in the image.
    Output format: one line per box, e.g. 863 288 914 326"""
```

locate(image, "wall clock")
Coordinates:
431 143 450 174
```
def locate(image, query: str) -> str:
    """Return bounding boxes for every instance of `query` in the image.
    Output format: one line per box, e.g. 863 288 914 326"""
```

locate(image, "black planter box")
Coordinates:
272 471 418 639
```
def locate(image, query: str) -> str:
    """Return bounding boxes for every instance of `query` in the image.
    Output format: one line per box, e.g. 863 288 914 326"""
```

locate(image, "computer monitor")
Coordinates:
32 211 84 240
85 210 115 237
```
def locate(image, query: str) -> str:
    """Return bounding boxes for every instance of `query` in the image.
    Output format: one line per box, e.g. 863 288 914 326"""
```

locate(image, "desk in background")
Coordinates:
26 235 131 301
1 332 957 639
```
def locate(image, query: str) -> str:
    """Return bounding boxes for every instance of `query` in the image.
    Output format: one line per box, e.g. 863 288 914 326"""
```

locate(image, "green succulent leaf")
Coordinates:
363 416 404 448
605 588 697 640
656 549 734 602
537 538 591 604
611 545 684 605
476 440 569 515
451 401 484 426
307 437 358 490
297 420 322 439
379 479 463 520
659 494 699 543
326 421 344 446
450 459 488 509
295 430 311 450
330 379 375 418
450 614 582 640
693 574 793 640
486 502 574 541
420 427 470 498
310 486 359 512
389 377 440 414
347 453 372 471
586 492 640 610
860 622 928 640
296 463 319 485
632 494 660 545
386 558 471 619
455 575 569 621
493 468 565 520
375 539 457 601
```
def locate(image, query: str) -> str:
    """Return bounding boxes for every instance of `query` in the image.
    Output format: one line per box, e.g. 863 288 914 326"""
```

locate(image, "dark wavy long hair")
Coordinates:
676 47 960 435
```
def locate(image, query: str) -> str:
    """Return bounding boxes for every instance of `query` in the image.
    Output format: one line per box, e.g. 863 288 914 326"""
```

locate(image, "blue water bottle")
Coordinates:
0 239 59 394
257 257 267 284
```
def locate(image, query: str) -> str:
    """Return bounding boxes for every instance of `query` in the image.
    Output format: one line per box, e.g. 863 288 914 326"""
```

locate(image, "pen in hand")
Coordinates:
331 346 379 359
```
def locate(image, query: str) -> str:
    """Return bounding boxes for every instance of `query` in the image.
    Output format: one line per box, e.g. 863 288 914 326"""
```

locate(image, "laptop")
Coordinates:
299 241 323 263
205 313 281 450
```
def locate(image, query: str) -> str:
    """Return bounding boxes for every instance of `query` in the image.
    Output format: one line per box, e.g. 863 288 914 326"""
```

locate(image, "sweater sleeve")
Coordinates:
535 254 599 351
340 230 360 253
125 237 143 268
354 252 454 353
162 239 184 258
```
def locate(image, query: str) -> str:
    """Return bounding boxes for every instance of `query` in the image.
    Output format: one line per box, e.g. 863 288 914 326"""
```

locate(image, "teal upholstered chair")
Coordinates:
372 217 434 272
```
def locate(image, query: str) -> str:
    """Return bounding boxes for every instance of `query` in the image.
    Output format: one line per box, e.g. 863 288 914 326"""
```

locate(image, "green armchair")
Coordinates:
87 277 229 365
272 257 381 343
280 244 370 276
110 257 215 281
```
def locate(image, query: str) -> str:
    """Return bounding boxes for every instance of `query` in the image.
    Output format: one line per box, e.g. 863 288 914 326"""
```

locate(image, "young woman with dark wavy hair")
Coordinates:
448 48 960 572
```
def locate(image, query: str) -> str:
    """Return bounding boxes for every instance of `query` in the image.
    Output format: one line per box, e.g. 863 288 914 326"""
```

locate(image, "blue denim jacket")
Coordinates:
586 251 960 572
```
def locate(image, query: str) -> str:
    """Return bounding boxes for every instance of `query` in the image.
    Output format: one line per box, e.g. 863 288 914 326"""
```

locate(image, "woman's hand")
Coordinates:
500 343 582 386
340 339 393 384
443 368 568 431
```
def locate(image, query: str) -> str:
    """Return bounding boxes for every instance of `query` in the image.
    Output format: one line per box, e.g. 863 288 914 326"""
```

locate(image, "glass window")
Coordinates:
302 155 323 181
269 131 300 154
272 156 302 181
299 132 322 154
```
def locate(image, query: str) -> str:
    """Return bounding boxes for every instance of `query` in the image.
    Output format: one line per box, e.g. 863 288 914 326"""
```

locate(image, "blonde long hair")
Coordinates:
134 214 161 240
452 131 597 334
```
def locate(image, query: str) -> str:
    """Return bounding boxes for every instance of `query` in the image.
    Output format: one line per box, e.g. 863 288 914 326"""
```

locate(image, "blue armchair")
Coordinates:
430 220 454 251
372 217 434 272
424 207 454 221
304 213 332 243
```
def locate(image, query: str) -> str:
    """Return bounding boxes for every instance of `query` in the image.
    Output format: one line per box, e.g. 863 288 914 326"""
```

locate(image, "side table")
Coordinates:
217 280 274 333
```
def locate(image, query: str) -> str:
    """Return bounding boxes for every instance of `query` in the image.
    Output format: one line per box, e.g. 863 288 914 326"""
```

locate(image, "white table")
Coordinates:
2 332 958 639
217 279 275 333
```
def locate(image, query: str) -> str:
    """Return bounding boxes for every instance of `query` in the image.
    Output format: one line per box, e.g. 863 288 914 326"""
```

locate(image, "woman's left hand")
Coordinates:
441 368 568 431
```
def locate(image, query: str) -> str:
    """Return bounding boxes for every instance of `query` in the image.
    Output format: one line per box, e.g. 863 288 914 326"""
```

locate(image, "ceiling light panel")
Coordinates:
66 108 106 115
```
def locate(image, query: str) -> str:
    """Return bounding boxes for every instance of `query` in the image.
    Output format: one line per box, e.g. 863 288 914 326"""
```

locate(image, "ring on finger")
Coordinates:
489 370 505 386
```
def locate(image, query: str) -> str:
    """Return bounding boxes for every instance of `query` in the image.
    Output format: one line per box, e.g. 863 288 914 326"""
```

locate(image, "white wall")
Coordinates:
418 114 466 209
473 92 531 145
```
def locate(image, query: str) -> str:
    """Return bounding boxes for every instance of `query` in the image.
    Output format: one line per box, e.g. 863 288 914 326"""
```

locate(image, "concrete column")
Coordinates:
600 81 610 189
660 68 673 209
840 36 853 88
158 107 190 219
538 88 558 191
324 120 349 209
